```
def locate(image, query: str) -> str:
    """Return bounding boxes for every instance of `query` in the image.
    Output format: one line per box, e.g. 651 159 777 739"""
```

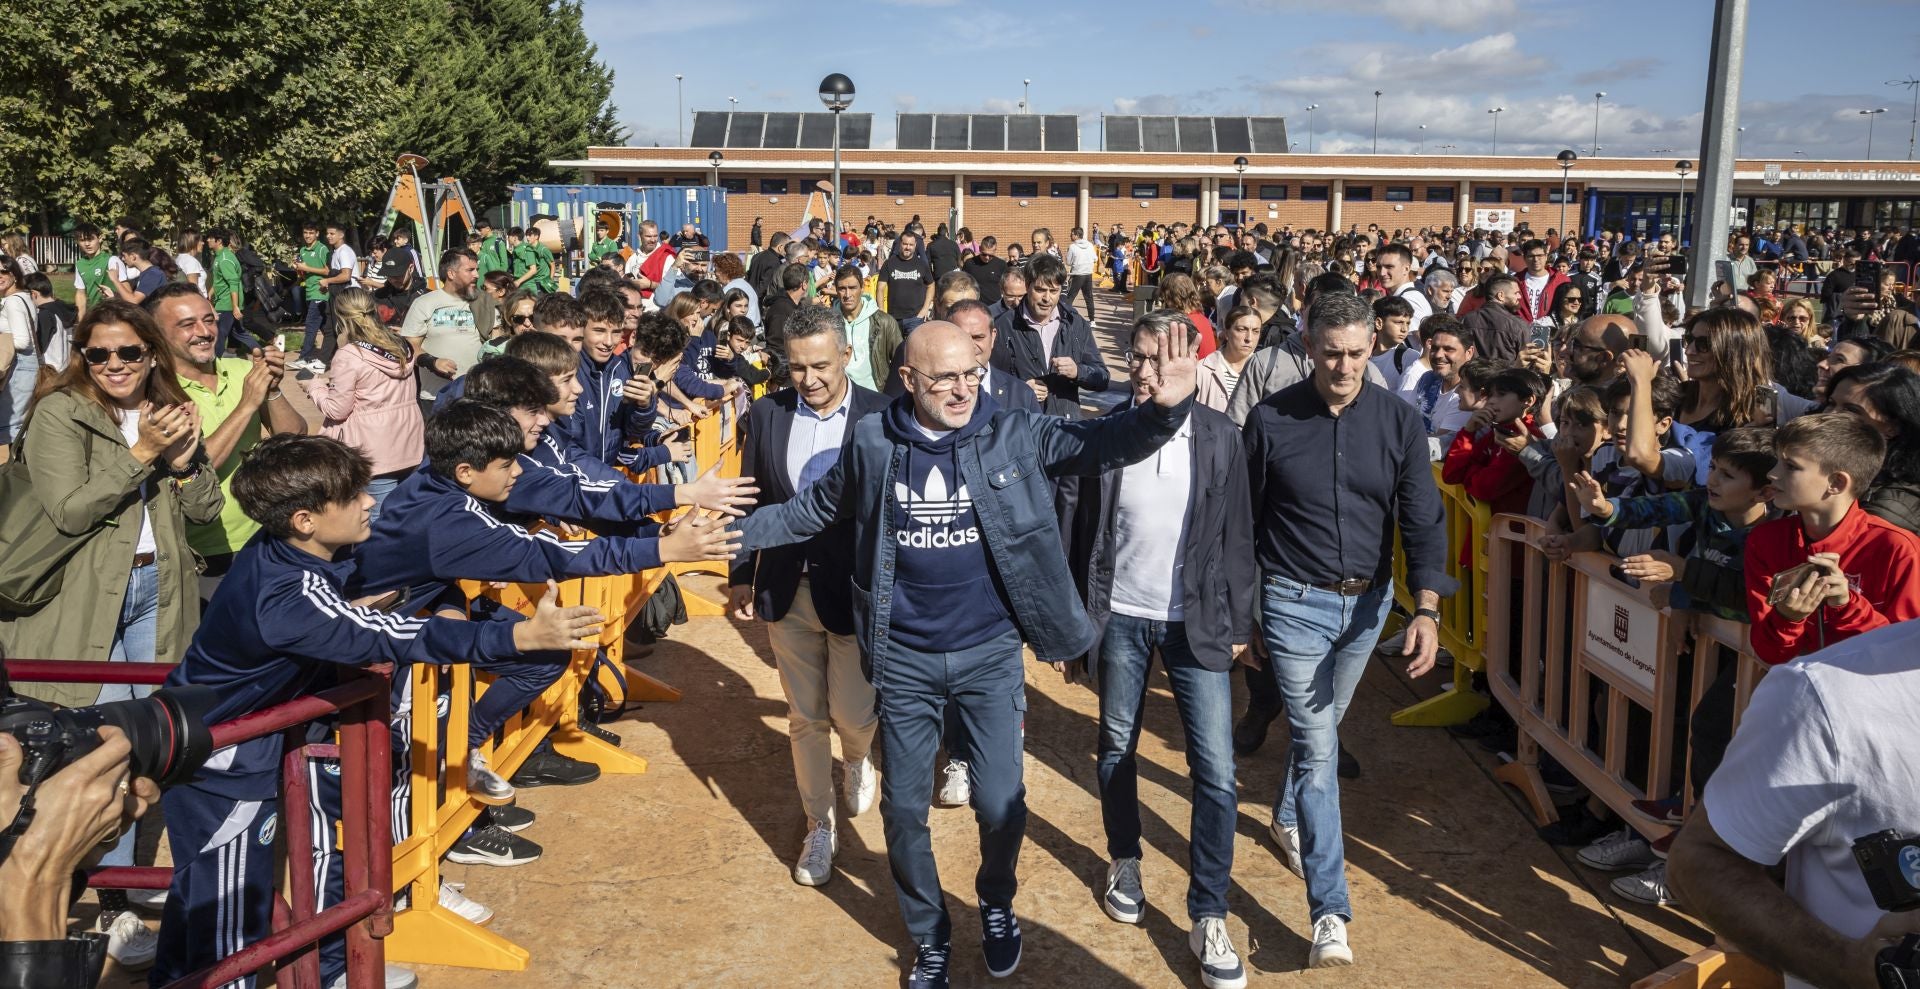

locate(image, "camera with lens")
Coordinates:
1854 830 1920 988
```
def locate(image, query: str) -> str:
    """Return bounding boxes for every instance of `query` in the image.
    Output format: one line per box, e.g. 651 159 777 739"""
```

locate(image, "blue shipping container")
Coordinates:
505 183 729 255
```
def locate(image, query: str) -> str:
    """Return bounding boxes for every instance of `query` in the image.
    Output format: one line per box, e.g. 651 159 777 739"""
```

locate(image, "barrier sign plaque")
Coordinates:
1582 580 1658 696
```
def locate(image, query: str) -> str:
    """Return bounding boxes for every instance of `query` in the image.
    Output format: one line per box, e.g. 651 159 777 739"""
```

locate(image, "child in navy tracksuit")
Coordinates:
152 435 598 989
502 329 683 480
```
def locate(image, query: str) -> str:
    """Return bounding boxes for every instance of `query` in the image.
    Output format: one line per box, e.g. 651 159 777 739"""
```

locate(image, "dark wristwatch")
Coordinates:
1415 607 1442 624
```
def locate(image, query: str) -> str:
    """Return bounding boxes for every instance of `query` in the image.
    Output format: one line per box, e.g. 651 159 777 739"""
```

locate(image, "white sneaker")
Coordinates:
1578 827 1659 872
467 751 516 806
1189 917 1248 989
308 358 328 374
1611 862 1679 906
326 964 417 989
1102 857 1143 924
438 881 493 925
793 821 836 886
1307 914 1353 968
1270 820 1303 879
126 888 169 911
104 910 158 969
843 756 877 817
937 759 970 807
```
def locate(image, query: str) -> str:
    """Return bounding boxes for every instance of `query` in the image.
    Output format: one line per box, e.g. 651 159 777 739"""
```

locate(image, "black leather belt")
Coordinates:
1312 578 1374 596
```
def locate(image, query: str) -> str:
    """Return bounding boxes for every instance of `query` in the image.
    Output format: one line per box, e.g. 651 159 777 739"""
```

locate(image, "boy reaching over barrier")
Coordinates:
152 434 602 989
1442 367 1548 517
1744 412 1920 666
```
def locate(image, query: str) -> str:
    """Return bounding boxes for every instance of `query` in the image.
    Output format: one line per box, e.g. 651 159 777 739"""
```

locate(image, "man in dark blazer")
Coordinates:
726 302 890 889
1070 310 1256 989
952 299 1038 413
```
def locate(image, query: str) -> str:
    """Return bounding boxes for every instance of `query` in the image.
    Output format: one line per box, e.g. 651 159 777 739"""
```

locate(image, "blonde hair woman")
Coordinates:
0 232 36 275
302 287 423 518
1157 272 1217 356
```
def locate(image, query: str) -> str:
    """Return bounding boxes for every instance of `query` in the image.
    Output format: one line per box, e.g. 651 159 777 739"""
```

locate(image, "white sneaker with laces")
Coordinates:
1611 861 1679 906
467 751 516 806
438 880 494 925
1307 914 1353 968
1189 917 1248 989
793 821 837 886
1270 820 1304 879
104 910 158 969
1578 827 1659 872
844 756 878 817
1102 857 1143 923
937 759 970 807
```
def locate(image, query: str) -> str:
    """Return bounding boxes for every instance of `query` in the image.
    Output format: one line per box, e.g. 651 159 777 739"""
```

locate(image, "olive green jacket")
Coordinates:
0 390 224 707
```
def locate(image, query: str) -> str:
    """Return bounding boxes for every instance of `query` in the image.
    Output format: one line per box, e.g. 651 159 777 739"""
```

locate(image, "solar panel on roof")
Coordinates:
1214 117 1252 154
724 113 764 149
1140 116 1178 153
797 113 833 149
762 113 800 149
839 113 872 149
1249 117 1289 153
971 115 1006 151
689 112 728 148
1042 115 1078 150
1177 117 1214 154
898 113 934 150
933 114 969 151
1105 116 1141 152
1006 115 1042 152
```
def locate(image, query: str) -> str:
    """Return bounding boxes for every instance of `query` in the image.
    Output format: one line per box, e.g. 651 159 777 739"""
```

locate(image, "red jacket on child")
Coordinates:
1743 503 1920 665
1441 416 1540 517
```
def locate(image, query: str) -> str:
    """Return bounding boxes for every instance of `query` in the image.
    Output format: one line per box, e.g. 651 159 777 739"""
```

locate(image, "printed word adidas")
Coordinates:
895 466 980 549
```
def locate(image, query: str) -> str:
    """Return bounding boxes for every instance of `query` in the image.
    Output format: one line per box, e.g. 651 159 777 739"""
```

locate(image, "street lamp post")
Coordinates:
1592 92 1605 157
819 74 855 245
1305 104 1319 153
1557 150 1578 237
1372 90 1382 154
1233 155 1248 228
1861 107 1888 158
1418 124 1426 154
1891 78 1920 161
1675 159 1693 244
708 150 723 188
675 74 685 145
1488 107 1505 155
1022 79 1031 114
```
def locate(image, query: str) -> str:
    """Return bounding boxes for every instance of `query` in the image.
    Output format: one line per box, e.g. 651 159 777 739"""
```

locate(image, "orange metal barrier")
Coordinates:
1389 465 1493 726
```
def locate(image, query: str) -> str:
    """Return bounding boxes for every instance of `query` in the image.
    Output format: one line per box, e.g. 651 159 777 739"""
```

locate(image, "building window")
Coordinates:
719 177 747 194
1386 186 1413 202
1510 188 1540 204
759 178 788 195
1171 183 1200 200
844 179 874 196
1258 184 1289 200
926 179 954 197
886 179 915 197
634 176 665 186
1345 185 1373 202
1219 183 1242 200
1426 186 1456 203
1090 182 1120 199
674 177 699 186
1008 181 1039 198
1548 189 1575 204
1050 182 1078 198
1473 186 1503 203
970 180 998 197
1301 185 1329 202
1131 183 1160 199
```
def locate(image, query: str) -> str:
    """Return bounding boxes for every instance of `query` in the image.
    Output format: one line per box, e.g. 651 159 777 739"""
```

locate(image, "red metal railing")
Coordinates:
3 659 394 989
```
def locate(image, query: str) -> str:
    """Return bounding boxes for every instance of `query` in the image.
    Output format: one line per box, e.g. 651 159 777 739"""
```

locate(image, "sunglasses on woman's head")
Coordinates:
82 345 150 365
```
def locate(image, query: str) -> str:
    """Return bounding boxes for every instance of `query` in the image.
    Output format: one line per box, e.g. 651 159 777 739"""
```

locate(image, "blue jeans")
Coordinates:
366 473 408 523
2 352 38 444
899 315 926 334
98 563 160 868
297 294 331 362
1096 614 1236 921
1261 574 1392 924
216 311 263 355
876 627 1026 945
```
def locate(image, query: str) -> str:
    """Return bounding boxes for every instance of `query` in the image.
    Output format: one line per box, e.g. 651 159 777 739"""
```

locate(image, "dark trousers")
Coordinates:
876 627 1027 945
1066 274 1096 320
468 653 570 750
1687 660 1739 800
297 294 333 363
215 311 262 356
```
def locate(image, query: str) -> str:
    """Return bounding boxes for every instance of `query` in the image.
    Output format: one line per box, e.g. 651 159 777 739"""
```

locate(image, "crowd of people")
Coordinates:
1 203 1919 989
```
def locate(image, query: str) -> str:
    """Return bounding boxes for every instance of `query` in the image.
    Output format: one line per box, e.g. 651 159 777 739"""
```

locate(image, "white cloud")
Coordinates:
1232 0 1518 30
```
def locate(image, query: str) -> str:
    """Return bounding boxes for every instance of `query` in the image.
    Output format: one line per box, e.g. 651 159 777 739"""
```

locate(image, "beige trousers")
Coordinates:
768 578 878 828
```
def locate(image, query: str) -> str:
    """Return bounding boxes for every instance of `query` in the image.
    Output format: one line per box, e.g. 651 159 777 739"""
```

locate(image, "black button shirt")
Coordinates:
1242 379 1458 597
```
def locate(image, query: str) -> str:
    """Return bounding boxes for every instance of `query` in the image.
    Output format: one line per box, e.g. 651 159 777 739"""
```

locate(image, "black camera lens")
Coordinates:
58 686 218 788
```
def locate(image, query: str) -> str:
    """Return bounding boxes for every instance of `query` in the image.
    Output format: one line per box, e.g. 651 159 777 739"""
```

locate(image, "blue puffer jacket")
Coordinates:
735 389 1191 684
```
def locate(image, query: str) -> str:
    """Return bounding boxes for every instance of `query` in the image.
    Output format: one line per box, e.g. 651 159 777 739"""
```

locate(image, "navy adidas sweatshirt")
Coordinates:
166 536 523 799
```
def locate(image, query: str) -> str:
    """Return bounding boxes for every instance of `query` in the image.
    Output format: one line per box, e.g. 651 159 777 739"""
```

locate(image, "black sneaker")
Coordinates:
446 824 542 867
489 803 536 834
1536 803 1615 848
509 745 600 787
1337 744 1361 780
979 902 1021 978
1231 706 1280 756
580 721 622 746
907 943 950 989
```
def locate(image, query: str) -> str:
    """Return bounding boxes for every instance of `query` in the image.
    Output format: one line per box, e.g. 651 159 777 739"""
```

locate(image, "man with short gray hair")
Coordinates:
1241 291 1454 969
1422 268 1459 317
1224 279 1387 426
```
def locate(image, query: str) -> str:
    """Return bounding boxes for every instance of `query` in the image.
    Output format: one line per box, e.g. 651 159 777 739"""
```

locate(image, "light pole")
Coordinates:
1592 92 1605 157
1557 149 1577 237
708 150 723 187
675 74 685 144
1022 79 1031 114
1861 108 1888 158
1233 155 1248 228
1372 90 1382 154
1418 124 1426 154
1891 78 1920 161
1305 104 1319 153
819 73 855 245
1675 159 1692 244
728 96 738 111
1488 107 1505 155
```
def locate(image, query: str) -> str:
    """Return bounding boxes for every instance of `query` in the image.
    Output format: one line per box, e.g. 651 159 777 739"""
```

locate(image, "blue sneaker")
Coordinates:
979 902 1021 978
907 943 950 989
1190 917 1248 989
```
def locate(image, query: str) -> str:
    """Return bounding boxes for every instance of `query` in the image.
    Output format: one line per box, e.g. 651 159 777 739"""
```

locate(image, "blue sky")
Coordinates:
583 0 1920 161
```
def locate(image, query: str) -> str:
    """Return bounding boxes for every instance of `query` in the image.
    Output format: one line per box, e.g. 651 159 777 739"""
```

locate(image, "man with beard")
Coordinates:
1514 239 1568 332
622 219 677 302
1462 273 1529 363
1554 313 1633 393
402 248 482 403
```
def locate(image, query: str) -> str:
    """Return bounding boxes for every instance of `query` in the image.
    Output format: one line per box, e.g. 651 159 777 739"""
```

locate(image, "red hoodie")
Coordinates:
1743 503 1920 665
1442 415 1540 517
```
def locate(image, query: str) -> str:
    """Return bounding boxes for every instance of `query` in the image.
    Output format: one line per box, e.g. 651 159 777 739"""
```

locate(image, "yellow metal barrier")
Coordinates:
1389 464 1493 726
665 396 747 617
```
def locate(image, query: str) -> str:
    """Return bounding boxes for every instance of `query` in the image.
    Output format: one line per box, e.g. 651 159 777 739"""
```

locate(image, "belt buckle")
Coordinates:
1335 578 1369 596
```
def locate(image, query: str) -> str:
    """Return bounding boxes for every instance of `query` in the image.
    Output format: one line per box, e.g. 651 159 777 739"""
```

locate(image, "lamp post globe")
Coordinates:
1232 156 1248 228
1556 150 1577 236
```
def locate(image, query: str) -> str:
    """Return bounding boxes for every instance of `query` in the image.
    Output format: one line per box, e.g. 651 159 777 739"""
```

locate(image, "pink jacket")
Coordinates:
304 341 425 475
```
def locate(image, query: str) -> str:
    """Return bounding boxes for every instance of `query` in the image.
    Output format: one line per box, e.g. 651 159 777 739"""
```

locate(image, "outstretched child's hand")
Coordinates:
675 461 759 516
514 580 604 652
659 509 742 562
1566 471 1611 519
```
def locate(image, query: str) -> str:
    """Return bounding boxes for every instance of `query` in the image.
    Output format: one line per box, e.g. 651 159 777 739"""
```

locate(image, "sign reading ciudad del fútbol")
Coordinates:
1763 164 1920 186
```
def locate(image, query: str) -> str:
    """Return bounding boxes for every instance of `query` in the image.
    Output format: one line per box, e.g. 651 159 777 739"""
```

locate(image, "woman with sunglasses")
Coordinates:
1549 280 1585 338
479 288 539 360
1 299 221 966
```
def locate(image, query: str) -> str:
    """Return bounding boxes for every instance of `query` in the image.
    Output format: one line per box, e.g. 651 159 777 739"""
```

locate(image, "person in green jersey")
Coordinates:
474 216 509 278
204 228 258 354
588 219 623 268
529 235 558 295
508 226 541 294
291 222 331 366
71 222 115 318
